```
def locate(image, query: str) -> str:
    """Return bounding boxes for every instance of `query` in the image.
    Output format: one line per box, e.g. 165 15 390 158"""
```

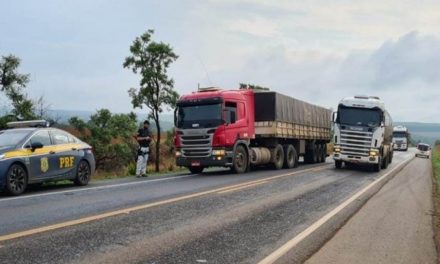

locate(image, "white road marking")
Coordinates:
0 174 194 202
258 156 413 264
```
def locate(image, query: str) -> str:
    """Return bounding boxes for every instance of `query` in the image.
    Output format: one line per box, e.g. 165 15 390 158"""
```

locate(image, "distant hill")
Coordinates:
395 122 440 146
47 109 175 131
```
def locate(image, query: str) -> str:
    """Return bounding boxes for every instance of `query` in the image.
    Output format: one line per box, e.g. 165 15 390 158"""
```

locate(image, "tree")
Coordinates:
123 29 179 172
0 55 35 125
69 109 138 171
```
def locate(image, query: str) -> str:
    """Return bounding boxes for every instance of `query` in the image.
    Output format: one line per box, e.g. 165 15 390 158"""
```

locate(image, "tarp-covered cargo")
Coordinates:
254 91 331 140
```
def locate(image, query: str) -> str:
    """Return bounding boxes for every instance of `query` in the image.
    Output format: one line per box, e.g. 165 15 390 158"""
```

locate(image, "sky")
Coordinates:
1 0 440 122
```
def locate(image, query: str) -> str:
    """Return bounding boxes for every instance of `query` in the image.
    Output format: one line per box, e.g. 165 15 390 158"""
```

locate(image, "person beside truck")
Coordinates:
135 120 152 177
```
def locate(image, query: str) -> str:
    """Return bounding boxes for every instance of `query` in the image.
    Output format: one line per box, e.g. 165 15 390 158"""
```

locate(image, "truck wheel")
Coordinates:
271 144 285 170
335 160 343 169
283 145 297 169
373 157 382 172
381 154 389 169
5 164 28 196
321 144 327 163
232 145 248 173
312 145 319 164
189 166 204 174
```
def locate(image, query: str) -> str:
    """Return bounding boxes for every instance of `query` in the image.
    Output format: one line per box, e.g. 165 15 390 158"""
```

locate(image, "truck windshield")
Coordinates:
338 107 382 127
393 132 407 138
177 103 222 129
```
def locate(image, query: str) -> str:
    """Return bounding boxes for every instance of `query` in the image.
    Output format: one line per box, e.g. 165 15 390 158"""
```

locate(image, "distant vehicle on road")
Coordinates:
0 120 95 195
174 87 332 174
415 143 430 159
333 95 394 172
392 125 409 151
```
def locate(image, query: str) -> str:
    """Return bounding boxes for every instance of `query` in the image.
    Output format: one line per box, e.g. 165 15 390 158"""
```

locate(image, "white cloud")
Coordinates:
225 16 281 38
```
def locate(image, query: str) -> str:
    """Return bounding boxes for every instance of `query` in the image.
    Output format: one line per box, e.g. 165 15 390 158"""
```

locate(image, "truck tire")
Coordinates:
283 145 297 169
381 154 389 169
321 144 327 163
319 145 325 163
271 144 285 170
335 160 343 169
312 145 319 164
305 144 316 164
232 145 248 174
189 166 204 174
373 157 382 172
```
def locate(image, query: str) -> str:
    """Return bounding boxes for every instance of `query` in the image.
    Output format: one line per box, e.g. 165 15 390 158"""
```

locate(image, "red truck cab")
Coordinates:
175 88 255 174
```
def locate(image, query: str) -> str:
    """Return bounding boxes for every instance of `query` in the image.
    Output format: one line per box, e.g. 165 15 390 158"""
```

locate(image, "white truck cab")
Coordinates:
392 125 409 151
333 95 394 172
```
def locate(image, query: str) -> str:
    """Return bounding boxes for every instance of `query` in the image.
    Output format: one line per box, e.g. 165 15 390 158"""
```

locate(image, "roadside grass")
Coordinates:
431 145 440 258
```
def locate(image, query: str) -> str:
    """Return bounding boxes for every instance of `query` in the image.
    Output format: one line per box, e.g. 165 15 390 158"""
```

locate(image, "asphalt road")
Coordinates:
0 151 414 264
306 155 436 264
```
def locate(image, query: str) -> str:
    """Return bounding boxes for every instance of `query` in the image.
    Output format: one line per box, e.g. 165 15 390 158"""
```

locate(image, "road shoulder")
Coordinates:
306 158 436 264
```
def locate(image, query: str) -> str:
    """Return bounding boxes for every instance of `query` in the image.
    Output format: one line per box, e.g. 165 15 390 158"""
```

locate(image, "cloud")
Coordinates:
225 16 281 38
206 31 440 122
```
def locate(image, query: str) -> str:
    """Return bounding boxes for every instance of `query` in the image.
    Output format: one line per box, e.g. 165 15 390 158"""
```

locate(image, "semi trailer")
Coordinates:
174 87 331 174
333 95 394 172
392 125 409 151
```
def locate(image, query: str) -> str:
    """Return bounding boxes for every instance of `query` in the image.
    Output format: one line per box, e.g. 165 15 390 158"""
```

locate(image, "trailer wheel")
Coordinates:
232 145 248 174
283 145 297 169
321 144 327 163
271 144 285 170
312 144 319 164
304 144 315 164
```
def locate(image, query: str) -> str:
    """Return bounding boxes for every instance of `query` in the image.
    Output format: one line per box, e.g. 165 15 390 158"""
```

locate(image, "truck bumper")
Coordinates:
176 153 233 168
393 144 407 150
333 153 379 164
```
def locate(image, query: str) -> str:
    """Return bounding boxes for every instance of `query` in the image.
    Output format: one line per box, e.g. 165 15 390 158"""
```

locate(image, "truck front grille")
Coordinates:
340 130 372 157
180 134 212 158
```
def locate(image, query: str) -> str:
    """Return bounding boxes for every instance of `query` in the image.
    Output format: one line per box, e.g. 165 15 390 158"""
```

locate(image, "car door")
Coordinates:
25 130 58 182
50 129 81 179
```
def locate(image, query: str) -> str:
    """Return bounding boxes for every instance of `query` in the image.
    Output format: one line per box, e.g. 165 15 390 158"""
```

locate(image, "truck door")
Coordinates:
224 101 248 146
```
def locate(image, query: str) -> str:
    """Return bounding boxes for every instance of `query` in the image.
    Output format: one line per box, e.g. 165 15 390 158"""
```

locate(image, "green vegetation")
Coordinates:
124 29 179 172
68 109 138 172
0 55 36 128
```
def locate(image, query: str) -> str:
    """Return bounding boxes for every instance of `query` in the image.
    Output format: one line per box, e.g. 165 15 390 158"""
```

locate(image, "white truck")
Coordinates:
333 96 394 172
392 125 409 151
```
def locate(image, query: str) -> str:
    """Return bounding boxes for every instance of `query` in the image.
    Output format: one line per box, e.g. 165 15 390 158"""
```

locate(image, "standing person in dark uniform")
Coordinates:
136 120 152 177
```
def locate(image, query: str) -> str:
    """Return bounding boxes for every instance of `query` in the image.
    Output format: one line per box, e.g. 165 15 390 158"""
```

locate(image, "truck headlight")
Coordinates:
369 149 379 156
212 149 226 156
333 146 341 153
175 151 182 157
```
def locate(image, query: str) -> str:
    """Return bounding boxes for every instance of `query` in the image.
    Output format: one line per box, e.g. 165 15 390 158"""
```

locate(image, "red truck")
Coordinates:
174 87 331 174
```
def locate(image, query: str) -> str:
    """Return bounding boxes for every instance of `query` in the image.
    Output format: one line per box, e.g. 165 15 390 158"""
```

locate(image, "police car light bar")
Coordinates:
7 120 49 128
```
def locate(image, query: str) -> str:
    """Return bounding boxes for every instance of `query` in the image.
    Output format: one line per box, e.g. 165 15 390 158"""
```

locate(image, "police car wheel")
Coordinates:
5 164 28 196
74 160 91 186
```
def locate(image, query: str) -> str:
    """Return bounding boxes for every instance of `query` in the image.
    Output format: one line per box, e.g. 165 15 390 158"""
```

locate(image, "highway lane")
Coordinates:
0 151 413 264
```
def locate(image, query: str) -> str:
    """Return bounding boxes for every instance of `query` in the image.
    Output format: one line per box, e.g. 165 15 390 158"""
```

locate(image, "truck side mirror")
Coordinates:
331 112 336 123
174 109 177 126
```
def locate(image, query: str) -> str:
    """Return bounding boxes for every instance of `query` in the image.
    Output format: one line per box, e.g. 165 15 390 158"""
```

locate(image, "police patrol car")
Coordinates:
0 120 95 195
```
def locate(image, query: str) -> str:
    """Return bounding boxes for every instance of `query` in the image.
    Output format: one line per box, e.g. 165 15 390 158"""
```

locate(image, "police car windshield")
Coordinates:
0 130 30 147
